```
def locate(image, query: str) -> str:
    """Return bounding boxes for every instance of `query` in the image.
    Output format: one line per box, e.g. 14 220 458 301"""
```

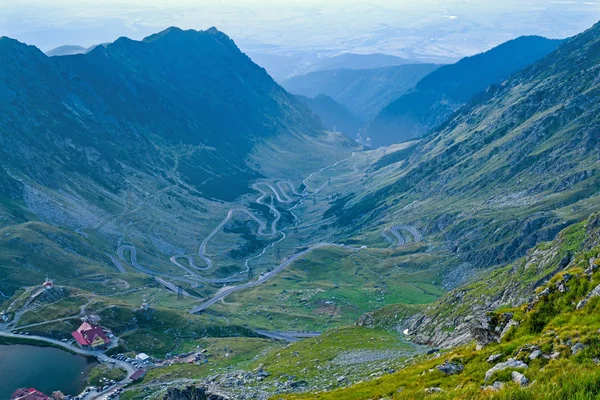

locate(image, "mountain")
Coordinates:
252 18 600 400
331 21 600 282
45 45 87 56
367 36 563 147
282 64 439 120
0 27 332 203
295 94 364 138
0 28 353 295
287 216 600 400
248 51 419 81
308 53 418 73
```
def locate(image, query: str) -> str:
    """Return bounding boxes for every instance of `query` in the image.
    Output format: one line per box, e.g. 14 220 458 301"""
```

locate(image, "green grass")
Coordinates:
248 326 417 389
280 217 600 400
135 337 279 384
87 364 127 386
203 244 451 332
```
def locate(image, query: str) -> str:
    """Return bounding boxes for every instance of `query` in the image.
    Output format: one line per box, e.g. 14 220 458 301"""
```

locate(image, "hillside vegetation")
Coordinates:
280 214 600 399
368 36 562 146
332 23 600 280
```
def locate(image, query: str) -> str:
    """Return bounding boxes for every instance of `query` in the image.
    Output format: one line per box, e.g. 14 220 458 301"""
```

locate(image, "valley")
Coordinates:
2 14 600 400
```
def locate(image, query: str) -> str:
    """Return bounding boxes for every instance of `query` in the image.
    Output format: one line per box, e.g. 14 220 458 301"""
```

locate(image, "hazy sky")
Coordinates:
2 0 600 61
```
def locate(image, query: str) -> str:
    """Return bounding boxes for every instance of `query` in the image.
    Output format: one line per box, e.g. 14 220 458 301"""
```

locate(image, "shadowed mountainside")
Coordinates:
367 36 563 147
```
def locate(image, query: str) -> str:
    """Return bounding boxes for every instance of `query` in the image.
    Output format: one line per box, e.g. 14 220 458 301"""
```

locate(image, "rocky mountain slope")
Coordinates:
367 36 563 146
282 64 439 120
0 27 353 296
0 27 329 205
295 94 364 138
330 22 600 277
283 214 600 399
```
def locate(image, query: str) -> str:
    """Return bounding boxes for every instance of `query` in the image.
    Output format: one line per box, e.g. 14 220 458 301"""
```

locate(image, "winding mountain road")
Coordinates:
111 151 423 316
189 243 351 314
390 225 423 247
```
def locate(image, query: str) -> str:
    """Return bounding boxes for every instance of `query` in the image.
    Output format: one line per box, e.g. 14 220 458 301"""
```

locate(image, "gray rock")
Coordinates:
483 381 505 391
576 299 588 310
487 354 502 363
539 287 551 297
499 320 519 341
550 351 561 360
484 358 528 382
572 342 586 355
529 350 542 360
588 284 600 299
425 387 444 393
436 361 464 375
470 317 500 348
336 376 347 383
557 283 567 293
512 371 530 387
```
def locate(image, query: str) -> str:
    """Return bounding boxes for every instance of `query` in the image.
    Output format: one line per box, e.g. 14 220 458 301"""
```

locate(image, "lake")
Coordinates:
0 344 98 398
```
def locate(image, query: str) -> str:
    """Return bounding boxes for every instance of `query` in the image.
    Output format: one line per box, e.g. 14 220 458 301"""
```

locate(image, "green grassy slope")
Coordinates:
332 22 600 279
281 215 600 399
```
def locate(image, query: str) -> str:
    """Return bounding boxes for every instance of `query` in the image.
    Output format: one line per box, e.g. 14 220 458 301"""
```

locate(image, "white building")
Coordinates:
136 353 151 362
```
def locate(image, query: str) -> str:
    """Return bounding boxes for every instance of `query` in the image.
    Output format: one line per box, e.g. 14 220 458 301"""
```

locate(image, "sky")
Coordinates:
2 0 600 62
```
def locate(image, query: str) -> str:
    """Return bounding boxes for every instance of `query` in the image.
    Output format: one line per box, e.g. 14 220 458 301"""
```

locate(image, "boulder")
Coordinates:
572 342 586 355
436 361 464 375
499 320 519 341
425 387 444 393
512 371 530 387
163 386 230 400
529 350 542 360
487 354 502 363
470 318 499 348
484 358 528 382
483 381 505 391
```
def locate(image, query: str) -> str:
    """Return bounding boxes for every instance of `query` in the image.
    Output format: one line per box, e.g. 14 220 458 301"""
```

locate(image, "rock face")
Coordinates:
164 386 230 400
484 359 528 382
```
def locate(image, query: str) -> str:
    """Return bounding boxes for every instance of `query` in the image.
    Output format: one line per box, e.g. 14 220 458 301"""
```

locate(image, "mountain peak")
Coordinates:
0 36 46 65
142 26 232 44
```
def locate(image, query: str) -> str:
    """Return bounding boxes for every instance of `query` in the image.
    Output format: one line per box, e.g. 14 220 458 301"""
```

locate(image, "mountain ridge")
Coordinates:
367 35 564 147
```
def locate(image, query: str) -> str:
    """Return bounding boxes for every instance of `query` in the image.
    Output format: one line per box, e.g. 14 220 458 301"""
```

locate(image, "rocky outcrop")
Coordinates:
484 359 528 382
436 361 464 375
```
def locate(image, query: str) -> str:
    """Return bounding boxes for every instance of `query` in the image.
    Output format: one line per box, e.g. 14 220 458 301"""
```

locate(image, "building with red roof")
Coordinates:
71 321 111 350
10 388 50 400
130 369 147 381
42 276 54 290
